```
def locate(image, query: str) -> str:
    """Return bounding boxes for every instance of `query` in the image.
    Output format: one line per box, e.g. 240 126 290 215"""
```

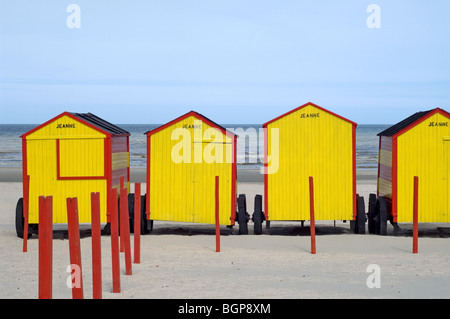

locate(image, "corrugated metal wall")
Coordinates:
149 115 234 225
396 112 450 222
111 135 129 190
266 104 354 221
26 115 108 224
378 136 393 202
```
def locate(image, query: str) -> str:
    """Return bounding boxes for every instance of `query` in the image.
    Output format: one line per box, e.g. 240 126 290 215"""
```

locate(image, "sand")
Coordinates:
1 168 450 299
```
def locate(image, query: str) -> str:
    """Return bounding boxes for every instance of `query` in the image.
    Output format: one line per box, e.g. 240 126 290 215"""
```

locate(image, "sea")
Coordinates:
0 124 390 170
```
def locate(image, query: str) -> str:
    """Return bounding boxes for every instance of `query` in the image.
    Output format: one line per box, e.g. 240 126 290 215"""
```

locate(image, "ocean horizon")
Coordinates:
0 123 390 169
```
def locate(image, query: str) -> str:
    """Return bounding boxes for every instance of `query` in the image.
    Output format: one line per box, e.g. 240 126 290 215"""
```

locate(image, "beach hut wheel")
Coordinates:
355 196 366 234
252 195 264 235
237 194 249 235
368 194 377 234
125 193 149 234
350 194 359 232
140 195 150 233
103 223 111 235
128 193 135 233
15 198 31 239
375 197 388 235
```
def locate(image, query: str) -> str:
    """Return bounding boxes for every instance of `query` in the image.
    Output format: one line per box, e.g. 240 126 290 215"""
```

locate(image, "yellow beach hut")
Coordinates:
16 112 130 237
254 102 362 234
371 107 450 234
145 111 246 232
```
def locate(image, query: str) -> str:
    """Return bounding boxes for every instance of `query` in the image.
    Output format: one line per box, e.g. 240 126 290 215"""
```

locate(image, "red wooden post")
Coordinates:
91 192 102 299
120 176 125 253
413 176 419 254
120 187 132 275
215 176 220 253
110 188 121 293
23 174 30 252
66 197 84 299
134 183 141 264
38 196 53 299
309 177 316 255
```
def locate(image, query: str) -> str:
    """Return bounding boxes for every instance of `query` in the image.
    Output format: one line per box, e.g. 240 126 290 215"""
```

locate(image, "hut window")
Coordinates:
56 138 106 180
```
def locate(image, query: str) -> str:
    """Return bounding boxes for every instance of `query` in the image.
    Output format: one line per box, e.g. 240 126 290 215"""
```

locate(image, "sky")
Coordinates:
0 0 449 124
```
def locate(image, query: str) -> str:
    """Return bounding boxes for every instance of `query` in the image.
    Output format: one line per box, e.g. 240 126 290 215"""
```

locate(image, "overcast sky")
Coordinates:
1 1 449 124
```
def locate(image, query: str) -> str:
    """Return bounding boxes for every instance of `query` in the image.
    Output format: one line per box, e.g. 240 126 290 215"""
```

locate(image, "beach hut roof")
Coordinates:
377 108 450 137
145 110 237 139
69 112 130 135
262 102 357 128
21 111 130 138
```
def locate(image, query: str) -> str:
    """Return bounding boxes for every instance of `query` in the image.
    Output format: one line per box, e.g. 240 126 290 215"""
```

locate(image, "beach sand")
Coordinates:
1 168 450 299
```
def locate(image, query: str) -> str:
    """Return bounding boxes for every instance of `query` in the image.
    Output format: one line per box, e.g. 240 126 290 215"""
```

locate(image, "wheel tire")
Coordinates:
356 196 366 234
350 195 359 232
127 193 149 235
237 194 248 235
128 193 135 233
15 198 25 238
378 197 388 235
103 223 111 235
148 219 154 232
375 197 388 235
16 198 32 239
140 195 148 234
368 194 377 234
253 195 263 235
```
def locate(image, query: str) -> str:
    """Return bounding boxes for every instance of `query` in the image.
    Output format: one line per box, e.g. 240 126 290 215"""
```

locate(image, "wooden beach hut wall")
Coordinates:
261 102 358 226
19 112 130 229
145 111 238 228
375 107 450 227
